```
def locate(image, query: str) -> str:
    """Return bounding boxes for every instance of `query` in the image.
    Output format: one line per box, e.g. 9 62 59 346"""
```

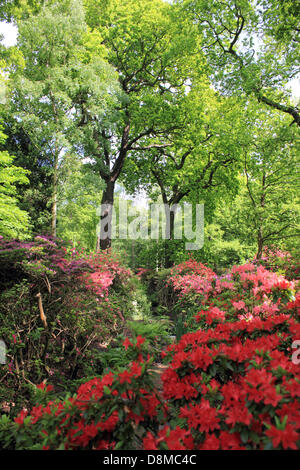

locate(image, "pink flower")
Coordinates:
232 300 246 310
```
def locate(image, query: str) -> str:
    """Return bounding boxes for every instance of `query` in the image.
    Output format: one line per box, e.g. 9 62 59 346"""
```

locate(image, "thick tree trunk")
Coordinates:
164 246 174 268
96 115 130 251
164 205 176 269
97 179 115 250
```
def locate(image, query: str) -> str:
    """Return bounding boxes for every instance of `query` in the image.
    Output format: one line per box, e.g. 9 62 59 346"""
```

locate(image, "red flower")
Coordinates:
118 370 132 384
123 337 133 350
161 426 189 450
101 371 114 387
95 440 115 450
273 280 290 291
130 361 142 377
30 405 44 424
136 335 146 348
225 405 252 426
180 400 220 433
266 424 299 450
97 411 119 432
143 432 158 450
199 433 220 450
14 409 28 426
36 382 53 392
219 431 244 450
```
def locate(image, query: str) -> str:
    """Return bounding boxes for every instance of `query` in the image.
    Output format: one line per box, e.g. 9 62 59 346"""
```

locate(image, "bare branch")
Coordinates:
130 143 173 151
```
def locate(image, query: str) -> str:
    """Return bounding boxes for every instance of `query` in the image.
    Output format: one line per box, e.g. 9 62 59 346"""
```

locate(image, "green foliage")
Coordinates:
2 0 297 262
128 317 173 346
0 0 47 21
126 273 152 319
2 121 53 234
0 350 159 450
0 123 30 238
57 155 104 250
2 257 299 450
0 0 299 452
7 0 119 236
179 0 300 125
95 309 173 372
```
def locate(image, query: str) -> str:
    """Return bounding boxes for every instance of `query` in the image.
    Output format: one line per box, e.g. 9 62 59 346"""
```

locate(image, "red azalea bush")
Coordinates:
168 258 298 336
149 315 300 450
82 250 131 299
143 259 300 450
0 338 165 450
167 259 216 297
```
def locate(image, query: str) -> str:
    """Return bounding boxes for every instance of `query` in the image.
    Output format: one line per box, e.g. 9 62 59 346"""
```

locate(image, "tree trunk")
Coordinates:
256 229 264 260
51 155 58 237
51 191 57 237
97 179 115 250
256 173 266 260
131 240 135 269
164 205 176 268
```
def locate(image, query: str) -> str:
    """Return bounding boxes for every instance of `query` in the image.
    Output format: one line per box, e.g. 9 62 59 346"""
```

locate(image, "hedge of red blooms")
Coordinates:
1 255 299 450
146 259 300 450
0 336 165 450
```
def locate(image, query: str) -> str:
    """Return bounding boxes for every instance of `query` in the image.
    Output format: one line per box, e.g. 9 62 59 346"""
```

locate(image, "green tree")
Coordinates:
179 0 300 127
0 122 30 238
202 109 300 264
0 30 30 238
9 0 117 236
122 82 251 266
57 155 104 250
82 0 204 249
2 117 53 233
0 0 51 21
241 111 299 258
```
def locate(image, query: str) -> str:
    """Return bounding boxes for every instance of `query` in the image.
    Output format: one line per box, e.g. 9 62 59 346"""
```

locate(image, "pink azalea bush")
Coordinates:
255 247 300 281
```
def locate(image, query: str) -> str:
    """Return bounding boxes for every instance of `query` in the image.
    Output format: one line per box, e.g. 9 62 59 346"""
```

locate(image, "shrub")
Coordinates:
0 236 133 414
255 247 300 281
1 257 299 450
146 312 300 450
142 259 300 450
0 338 164 450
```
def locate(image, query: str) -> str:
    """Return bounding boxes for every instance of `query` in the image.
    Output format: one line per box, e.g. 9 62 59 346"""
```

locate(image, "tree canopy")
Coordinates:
178 0 300 126
0 121 30 237
0 0 298 266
